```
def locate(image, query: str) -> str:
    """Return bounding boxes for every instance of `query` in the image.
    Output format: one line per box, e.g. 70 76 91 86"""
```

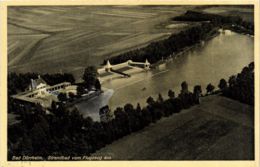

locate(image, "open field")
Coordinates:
93 95 254 160
8 6 194 76
8 34 49 66
8 6 253 80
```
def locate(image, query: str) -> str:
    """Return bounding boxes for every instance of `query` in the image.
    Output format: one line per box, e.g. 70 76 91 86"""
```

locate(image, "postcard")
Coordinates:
0 0 259 167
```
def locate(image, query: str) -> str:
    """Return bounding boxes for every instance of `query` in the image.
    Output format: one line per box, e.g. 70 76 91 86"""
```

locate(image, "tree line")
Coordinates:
173 10 254 35
105 10 253 66
203 62 254 106
8 81 202 159
105 22 216 65
218 62 254 105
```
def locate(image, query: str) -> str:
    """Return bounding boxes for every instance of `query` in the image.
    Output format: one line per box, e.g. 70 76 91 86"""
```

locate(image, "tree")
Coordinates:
77 85 86 96
193 85 202 104
136 103 141 113
114 107 130 136
157 93 164 103
248 62 254 72
58 93 67 102
223 62 254 105
146 96 155 106
68 92 75 99
51 101 57 111
84 116 94 128
218 79 227 90
29 115 51 155
178 81 194 108
193 85 202 95
181 81 188 94
124 103 134 114
140 108 152 126
63 73 75 84
228 75 236 88
19 134 33 155
206 83 215 94
83 66 98 89
168 89 175 99
95 79 101 90
124 103 140 132
241 67 250 75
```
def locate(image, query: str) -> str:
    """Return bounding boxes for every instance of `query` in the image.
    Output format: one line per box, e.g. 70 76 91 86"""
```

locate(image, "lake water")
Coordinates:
102 31 254 110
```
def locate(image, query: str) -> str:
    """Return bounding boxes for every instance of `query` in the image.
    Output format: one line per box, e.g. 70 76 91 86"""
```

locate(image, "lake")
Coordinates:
102 30 254 110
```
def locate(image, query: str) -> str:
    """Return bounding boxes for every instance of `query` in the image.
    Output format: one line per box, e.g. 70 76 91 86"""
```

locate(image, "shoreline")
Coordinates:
104 29 253 111
151 28 220 67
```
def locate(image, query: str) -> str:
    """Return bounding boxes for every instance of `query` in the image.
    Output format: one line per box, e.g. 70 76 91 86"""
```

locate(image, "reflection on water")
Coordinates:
103 31 254 110
75 89 114 121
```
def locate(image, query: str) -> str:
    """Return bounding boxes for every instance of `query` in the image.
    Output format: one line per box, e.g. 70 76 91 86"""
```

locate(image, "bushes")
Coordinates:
8 82 201 159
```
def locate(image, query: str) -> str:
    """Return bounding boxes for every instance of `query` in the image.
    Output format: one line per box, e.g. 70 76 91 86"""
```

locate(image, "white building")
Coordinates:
97 59 150 83
12 75 77 108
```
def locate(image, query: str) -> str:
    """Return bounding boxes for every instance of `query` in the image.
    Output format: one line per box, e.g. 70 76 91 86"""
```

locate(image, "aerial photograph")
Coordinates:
7 5 254 160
